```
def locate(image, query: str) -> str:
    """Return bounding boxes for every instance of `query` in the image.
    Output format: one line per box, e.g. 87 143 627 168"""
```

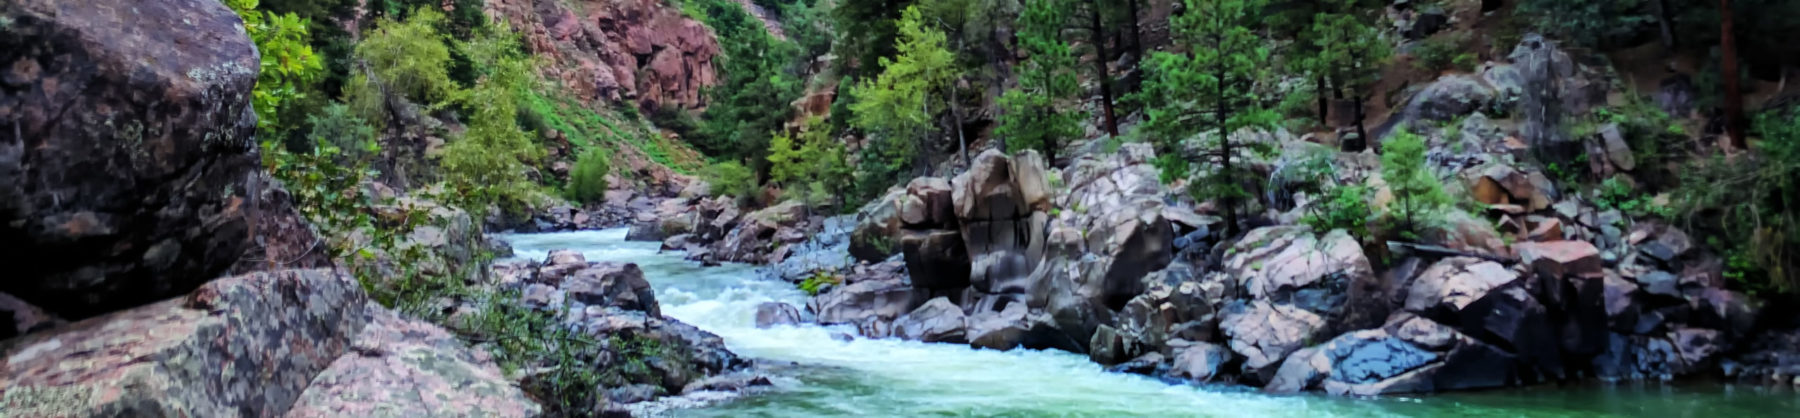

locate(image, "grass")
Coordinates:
521 87 704 175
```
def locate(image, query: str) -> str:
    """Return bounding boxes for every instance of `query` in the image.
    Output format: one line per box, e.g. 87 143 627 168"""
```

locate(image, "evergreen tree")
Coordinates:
1380 130 1451 237
1300 0 1392 143
849 6 961 198
693 0 803 164
1139 0 1277 236
997 0 1081 163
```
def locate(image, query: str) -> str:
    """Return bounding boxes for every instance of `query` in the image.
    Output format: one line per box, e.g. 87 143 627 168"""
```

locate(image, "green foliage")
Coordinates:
306 103 380 164
1294 0 1392 104
350 8 456 113
768 117 853 209
831 0 914 80
1674 112 1800 295
566 148 612 205
226 0 325 139
439 31 543 218
1516 0 1651 48
1380 130 1452 237
1411 32 1471 73
461 289 610 414
1303 185 1374 241
780 0 836 60
851 6 960 199
997 0 1081 162
799 271 845 295
704 160 758 200
1138 0 1277 233
691 0 804 163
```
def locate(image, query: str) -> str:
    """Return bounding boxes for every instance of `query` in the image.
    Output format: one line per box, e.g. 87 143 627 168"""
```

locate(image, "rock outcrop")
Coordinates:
489 0 720 113
287 303 540 417
1 269 368 416
1 0 261 318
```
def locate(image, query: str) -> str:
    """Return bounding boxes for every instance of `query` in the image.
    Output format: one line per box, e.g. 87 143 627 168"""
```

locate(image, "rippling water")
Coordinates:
498 229 1797 417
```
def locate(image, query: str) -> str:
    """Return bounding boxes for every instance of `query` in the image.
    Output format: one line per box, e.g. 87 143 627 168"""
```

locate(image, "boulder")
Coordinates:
955 150 1053 296
0 269 367 416
891 297 968 343
1413 75 1496 122
0 291 62 340
900 229 971 289
900 177 957 229
849 187 905 262
1225 226 1384 333
1169 342 1231 383
1403 258 1519 316
810 277 922 326
564 263 659 318
1 0 262 318
286 303 540 417
1515 240 1603 278
1220 301 1328 383
753 302 802 328
966 303 1084 352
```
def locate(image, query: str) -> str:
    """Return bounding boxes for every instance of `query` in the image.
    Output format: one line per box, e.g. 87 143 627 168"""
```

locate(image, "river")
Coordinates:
498 229 1796 417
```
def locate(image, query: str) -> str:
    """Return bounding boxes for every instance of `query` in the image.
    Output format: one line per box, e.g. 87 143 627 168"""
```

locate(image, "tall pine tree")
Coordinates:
1139 0 1277 235
997 0 1081 164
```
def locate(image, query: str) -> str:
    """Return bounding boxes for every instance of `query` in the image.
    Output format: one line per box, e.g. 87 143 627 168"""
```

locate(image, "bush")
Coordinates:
1381 130 1452 238
767 117 852 210
1411 33 1469 73
1674 112 1800 295
566 148 612 205
440 49 542 217
306 103 379 163
704 160 757 201
1303 185 1374 241
351 8 456 107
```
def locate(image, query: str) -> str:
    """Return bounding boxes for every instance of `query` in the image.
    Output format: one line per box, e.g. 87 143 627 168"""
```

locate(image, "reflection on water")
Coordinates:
499 229 1797 417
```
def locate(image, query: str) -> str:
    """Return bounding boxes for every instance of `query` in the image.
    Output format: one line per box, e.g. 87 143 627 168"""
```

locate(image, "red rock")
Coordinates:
1514 240 1603 278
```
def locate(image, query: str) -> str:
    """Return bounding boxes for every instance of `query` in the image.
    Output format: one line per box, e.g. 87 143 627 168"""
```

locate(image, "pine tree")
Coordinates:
997 0 1081 163
1302 0 1392 143
1139 0 1277 236
1380 130 1451 237
849 6 960 197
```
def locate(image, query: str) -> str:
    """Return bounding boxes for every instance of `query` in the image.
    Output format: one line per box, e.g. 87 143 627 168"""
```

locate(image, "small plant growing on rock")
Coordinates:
1380 130 1452 239
1303 185 1374 241
799 271 844 296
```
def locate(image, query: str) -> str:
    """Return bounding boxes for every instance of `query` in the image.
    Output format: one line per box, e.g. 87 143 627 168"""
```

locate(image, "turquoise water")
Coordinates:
500 229 1797 417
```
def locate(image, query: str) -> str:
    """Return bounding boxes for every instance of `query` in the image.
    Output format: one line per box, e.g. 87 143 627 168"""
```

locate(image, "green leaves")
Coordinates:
997 0 1082 162
768 117 852 210
1379 130 1451 236
850 6 960 198
227 0 324 139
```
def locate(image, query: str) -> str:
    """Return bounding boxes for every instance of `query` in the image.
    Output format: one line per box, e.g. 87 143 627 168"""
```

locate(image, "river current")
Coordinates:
498 229 1795 417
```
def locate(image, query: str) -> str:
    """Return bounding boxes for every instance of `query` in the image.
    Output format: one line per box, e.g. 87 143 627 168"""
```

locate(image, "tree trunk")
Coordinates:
951 82 970 168
1086 0 1120 137
1317 74 1330 125
1654 0 1676 50
1127 0 1144 63
1720 0 1747 150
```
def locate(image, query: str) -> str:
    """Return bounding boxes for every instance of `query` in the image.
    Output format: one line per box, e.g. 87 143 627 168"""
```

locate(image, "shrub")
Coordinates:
1411 33 1469 73
352 8 456 107
306 103 379 163
1381 130 1452 238
440 50 542 217
704 160 757 201
1674 112 1800 295
566 147 611 205
799 271 844 296
1303 185 1374 241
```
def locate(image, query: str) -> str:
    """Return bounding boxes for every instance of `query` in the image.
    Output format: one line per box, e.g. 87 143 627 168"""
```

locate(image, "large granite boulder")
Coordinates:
955 150 1053 296
892 297 969 343
0 269 367 416
849 187 905 262
809 273 924 327
0 0 262 318
286 303 540 417
1225 226 1384 335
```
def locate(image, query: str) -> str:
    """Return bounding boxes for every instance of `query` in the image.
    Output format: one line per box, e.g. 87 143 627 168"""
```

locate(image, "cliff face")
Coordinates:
489 0 721 113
